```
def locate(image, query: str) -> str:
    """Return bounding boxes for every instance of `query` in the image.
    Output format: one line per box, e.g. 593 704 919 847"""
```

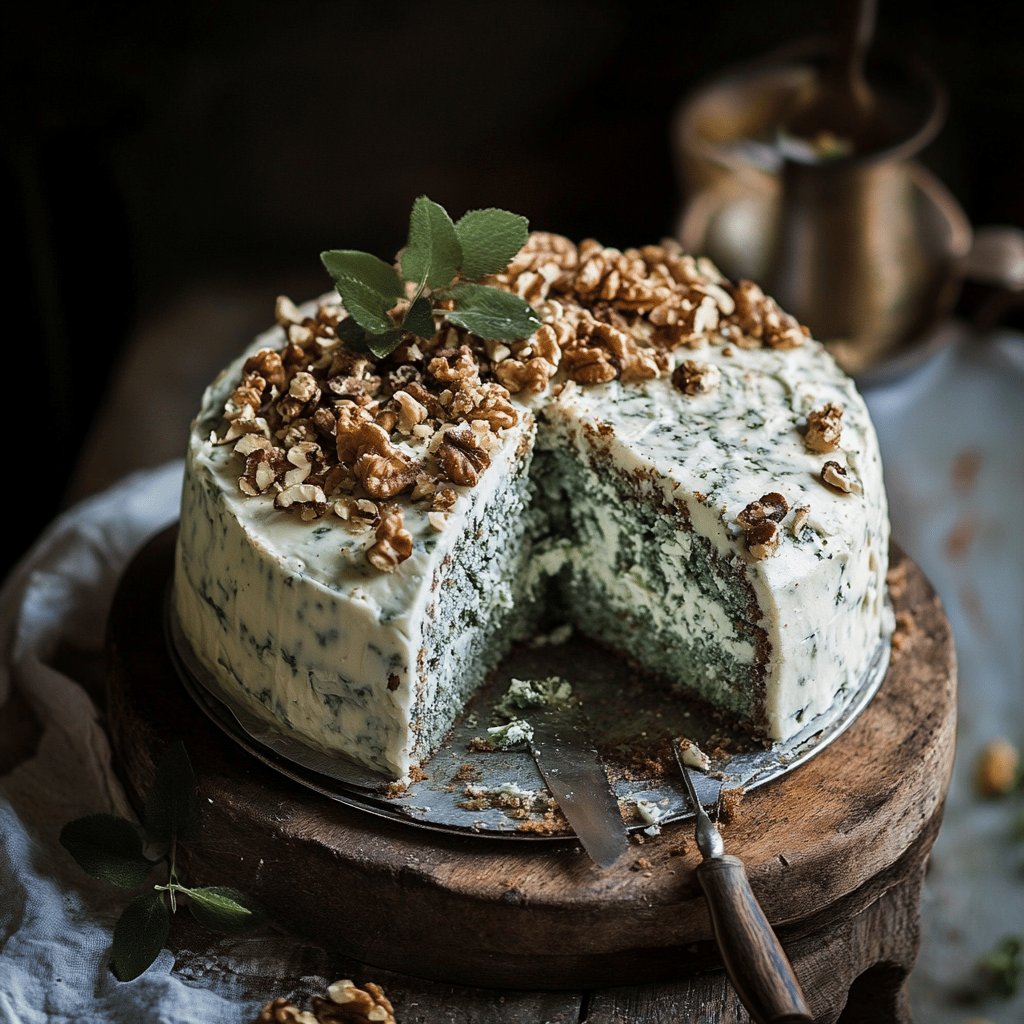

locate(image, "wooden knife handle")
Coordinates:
697 855 813 1024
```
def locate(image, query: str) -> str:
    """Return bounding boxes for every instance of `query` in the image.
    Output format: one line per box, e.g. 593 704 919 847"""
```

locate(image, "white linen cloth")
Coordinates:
0 325 1021 1022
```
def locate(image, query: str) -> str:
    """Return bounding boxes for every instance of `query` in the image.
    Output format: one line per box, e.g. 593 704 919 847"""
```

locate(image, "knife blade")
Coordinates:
528 702 628 868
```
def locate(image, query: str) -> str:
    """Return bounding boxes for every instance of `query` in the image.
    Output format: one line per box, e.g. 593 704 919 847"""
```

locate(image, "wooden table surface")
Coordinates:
108 532 955 1023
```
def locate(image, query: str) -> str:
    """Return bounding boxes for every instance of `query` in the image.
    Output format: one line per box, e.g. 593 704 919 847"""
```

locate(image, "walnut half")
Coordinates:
366 510 413 572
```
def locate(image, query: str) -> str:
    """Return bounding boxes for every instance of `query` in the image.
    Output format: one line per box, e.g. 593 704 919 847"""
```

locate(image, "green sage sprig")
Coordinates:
321 196 541 358
60 741 264 981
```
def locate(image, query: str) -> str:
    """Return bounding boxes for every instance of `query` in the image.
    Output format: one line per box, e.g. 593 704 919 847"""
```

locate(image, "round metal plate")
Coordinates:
166 593 890 841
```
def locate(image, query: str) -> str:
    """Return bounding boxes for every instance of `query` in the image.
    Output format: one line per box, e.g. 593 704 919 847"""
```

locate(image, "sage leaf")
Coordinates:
335 316 367 347
320 250 404 300
365 329 404 359
184 886 265 933
455 208 529 280
144 741 200 844
400 196 461 288
60 815 153 889
328 276 395 335
111 892 170 982
446 283 541 341
402 296 435 340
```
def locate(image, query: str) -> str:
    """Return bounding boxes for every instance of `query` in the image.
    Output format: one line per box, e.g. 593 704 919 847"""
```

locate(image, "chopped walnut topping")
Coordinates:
220 404 271 444
495 356 555 393
393 389 428 433
432 486 457 512
672 359 721 396
745 520 781 559
283 442 321 486
229 372 268 414
336 420 392 466
274 295 302 327
428 345 479 383
275 483 328 521
243 348 287 390
737 492 790 528
730 280 808 349
353 450 419 499
239 446 288 496
366 510 413 572
737 492 789 559
334 497 379 529
437 427 491 486
820 460 862 494
223 234 816 567
791 505 811 537
428 511 449 531
805 403 844 453
561 345 618 384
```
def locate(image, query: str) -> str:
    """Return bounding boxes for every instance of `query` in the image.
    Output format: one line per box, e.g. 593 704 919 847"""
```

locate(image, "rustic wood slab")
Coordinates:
106 529 955 1005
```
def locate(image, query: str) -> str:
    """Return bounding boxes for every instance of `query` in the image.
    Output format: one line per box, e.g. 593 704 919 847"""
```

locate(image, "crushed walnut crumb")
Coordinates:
672 359 721 396
366 510 413 572
804 402 844 453
737 492 790 559
820 460 862 494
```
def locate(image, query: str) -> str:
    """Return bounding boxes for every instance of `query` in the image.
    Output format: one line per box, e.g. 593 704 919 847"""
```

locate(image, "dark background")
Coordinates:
3 0 1022 576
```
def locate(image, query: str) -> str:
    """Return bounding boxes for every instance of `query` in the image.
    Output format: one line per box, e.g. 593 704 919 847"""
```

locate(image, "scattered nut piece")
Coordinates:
671 359 721 396
820 460 862 494
677 737 711 772
437 428 491 486
745 520 782 559
366 510 413 572
975 738 1019 797
804 402 844 453
737 492 790 529
790 505 811 538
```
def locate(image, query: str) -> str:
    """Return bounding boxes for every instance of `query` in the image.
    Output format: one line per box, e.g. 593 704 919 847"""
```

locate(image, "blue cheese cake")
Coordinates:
173 233 891 778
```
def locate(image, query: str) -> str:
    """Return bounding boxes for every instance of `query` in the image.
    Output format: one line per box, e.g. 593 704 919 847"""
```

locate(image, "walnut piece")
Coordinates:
366 510 413 572
805 403 844 453
312 980 397 1024
672 359 721 396
251 997 317 1024
437 428 491 486
975 738 1019 797
561 345 618 384
745 520 782 559
820 460 862 494
737 492 790 529
353 451 419 500
737 492 789 559
243 347 287 389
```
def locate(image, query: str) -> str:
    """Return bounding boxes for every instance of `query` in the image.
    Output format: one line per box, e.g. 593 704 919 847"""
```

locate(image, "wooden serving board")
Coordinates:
106 528 955 992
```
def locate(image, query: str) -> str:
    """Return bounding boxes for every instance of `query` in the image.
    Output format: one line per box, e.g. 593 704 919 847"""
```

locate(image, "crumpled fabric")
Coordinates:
0 463 276 1024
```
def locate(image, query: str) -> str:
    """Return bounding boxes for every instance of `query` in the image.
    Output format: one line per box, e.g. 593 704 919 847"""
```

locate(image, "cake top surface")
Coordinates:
191 202 885 610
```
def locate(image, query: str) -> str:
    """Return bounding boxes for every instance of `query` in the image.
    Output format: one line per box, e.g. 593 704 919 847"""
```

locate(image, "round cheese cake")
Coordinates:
173 232 891 778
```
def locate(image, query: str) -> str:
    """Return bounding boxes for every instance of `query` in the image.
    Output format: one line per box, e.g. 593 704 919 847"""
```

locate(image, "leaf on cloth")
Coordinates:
111 892 170 982
60 814 153 889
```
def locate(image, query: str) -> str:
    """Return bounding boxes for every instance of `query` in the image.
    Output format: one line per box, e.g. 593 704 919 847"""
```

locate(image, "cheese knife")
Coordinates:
675 744 813 1024
529 702 629 869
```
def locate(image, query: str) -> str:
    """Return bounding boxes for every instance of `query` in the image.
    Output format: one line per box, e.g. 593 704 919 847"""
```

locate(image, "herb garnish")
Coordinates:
60 741 263 981
321 196 541 358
